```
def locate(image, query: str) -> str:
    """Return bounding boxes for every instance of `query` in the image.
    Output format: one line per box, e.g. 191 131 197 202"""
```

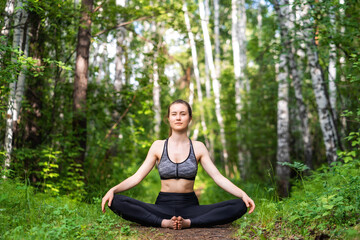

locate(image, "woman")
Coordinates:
101 99 255 229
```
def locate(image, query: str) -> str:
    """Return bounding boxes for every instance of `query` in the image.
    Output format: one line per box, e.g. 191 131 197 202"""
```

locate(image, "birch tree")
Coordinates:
299 2 339 164
183 2 212 157
152 23 162 138
276 0 313 169
203 1 212 99
73 0 93 166
114 0 127 92
3 1 28 178
232 0 248 176
257 0 262 47
214 0 221 78
339 0 346 83
238 0 248 92
275 53 291 198
199 0 229 173
328 7 337 121
0 0 15 59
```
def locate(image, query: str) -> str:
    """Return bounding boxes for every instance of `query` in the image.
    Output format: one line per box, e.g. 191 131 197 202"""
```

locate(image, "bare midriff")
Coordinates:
160 179 195 193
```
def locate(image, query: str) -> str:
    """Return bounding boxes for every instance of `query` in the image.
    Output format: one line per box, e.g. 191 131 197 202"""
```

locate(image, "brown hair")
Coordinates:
167 99 192 137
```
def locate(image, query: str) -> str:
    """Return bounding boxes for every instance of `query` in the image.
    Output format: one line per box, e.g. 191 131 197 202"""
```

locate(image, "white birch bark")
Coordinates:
231 0 245 176
328 9 337 120
278 0 313 169
152 59 161 136
232 0 242 122
96 40 107 85
3 1 28 178
257 0 262 47
151 22 161 137
0 0 15 59
189 78 194 108
204 54 211 98
238 0 248 92
199 0 229 173
114 0 127 92
339 0 345 83
299 2 338 164
115 28 126 91
183 2 212 157
204 0 212 99
214 0 221 78
338 0 347 137
13 27 29 122
275 53 291 197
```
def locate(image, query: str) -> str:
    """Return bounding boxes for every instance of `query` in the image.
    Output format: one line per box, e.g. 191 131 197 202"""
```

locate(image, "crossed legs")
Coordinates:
109 194 247 229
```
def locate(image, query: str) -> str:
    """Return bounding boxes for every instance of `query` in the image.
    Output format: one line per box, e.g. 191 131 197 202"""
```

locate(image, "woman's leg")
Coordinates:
109 194 175 227
179 198 247 228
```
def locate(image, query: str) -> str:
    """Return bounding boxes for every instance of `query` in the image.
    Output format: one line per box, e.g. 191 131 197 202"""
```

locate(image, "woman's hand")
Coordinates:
242 194 255 214
101 189 114 213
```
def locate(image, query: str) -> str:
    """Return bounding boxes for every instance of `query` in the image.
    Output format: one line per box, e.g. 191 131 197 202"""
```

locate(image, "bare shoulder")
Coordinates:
191 140 209 158
150 140 166 159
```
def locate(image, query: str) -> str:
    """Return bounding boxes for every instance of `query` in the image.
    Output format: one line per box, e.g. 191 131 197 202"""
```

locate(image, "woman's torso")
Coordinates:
156 138 199 193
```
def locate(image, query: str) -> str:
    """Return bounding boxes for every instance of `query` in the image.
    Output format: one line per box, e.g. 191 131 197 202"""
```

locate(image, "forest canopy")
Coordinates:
0 0 359 238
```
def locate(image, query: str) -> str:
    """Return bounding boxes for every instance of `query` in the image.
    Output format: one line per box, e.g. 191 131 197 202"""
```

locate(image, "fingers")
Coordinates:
248 199 255 214
108 195 113 207
101 199 106 213
243 196 255 214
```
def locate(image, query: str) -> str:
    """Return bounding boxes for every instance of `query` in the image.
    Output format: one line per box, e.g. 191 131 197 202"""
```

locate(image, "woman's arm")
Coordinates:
196 141 255 213
101 140 161 212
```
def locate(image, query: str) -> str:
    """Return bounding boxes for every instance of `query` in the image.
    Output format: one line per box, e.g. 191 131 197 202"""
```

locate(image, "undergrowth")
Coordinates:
0 179 137 240
235 129 360 239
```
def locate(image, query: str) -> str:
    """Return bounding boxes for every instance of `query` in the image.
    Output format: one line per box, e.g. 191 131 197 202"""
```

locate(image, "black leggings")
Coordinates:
109 192 247 227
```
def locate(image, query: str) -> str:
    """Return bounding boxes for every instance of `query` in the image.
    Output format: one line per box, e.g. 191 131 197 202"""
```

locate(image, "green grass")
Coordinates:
0 179 137 240
1 148 359 239
234 158 360 240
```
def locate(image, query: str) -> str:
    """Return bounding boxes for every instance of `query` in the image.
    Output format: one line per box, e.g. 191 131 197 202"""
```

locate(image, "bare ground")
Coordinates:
131 223 238 240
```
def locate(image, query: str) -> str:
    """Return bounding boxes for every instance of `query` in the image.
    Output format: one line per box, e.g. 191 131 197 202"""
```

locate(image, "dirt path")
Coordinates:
132 224 238 240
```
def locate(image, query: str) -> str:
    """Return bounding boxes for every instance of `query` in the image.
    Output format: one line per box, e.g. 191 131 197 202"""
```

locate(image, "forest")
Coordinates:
1 0 359 239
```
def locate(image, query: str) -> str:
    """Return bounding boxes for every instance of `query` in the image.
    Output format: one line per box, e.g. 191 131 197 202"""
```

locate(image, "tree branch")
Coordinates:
93 16 154 38
104 94 136 140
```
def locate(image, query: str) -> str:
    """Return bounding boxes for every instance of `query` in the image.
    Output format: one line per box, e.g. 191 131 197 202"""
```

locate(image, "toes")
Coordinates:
177 216 183 230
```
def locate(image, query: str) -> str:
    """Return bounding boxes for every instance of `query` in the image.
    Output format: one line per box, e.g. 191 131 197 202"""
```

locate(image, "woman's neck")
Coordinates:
169 131 188 143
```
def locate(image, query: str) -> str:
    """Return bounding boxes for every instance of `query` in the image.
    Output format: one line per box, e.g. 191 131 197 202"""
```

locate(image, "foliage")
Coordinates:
235 116 360 239
0 0 360 238
0 179 136 240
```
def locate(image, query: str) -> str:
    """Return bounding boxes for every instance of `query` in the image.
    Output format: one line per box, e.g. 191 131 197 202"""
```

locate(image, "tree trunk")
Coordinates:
238 0 248 92
339 0 346 83
257 0 262 47
276 0 313 169
114 0 127 92
115 27 126 92
232 0 248 177
328 8 337 121
0 0 15 59
3 1 28 178
199 0 228 173
152 22 162 138
183 2 212 157
202 1 212 99
214 0 221 78
275 53 291 198
299 2 338 165
73 0 93 166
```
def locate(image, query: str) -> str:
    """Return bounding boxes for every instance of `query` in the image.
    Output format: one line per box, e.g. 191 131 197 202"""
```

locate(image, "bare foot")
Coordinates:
161 216 178 229
176 216 191 229
176 216 183 229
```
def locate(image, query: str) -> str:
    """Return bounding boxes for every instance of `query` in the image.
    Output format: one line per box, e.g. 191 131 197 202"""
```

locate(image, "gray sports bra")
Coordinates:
157 138 198 180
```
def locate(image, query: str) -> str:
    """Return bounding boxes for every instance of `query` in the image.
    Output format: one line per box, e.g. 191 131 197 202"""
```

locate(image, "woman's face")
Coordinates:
168 103 191 131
